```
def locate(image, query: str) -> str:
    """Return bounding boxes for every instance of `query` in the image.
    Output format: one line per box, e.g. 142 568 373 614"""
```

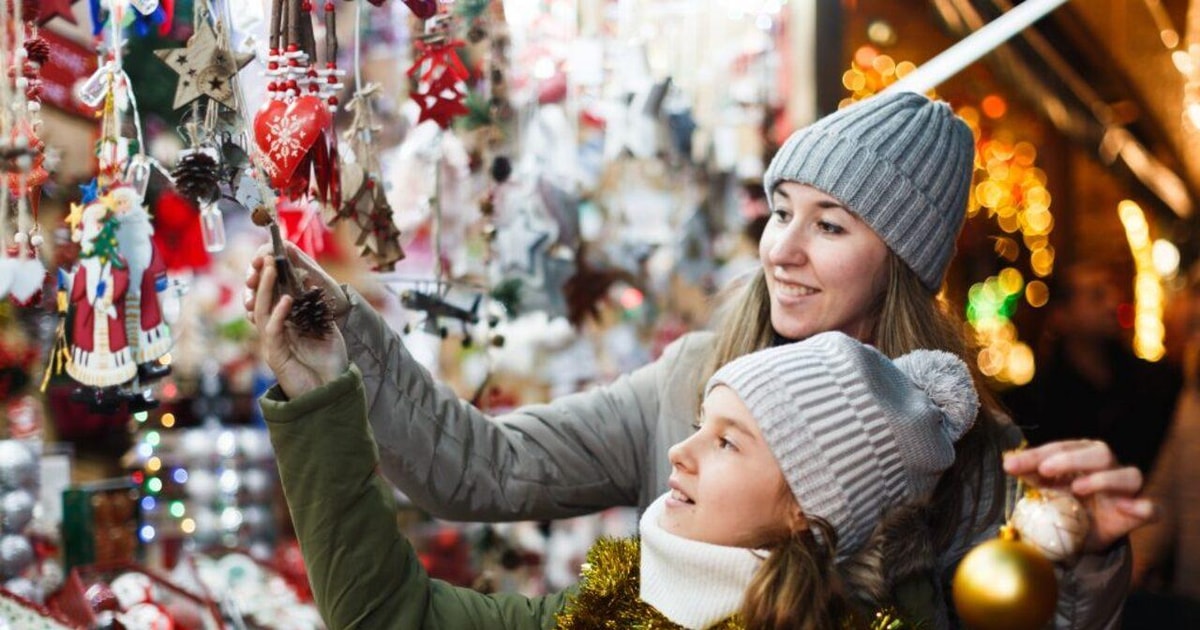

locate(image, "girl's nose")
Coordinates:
668 434 696 472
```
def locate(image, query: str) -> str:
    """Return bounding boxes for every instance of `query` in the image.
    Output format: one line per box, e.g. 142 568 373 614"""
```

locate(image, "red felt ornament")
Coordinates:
276 198 329 258
407 39 470 129
35 0 80 26
151 189 211 272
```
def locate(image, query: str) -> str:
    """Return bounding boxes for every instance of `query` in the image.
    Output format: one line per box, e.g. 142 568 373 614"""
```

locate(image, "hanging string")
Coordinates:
354 0 363 95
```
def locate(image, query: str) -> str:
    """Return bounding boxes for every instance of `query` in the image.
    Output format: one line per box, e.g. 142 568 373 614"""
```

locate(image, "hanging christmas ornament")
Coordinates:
952 524 1057 630
0 441 35 490
109 186 173 383
35 0 81 26
400 0 438 19
0 533 33 579
0 490 33 534
951 457 1077 630
0 0 49 306
252 0 342 210
153 0 253 110
51 46 175 410
1010 488 1089 563
407 23 470 129
336 85 403 268
63 201 137 389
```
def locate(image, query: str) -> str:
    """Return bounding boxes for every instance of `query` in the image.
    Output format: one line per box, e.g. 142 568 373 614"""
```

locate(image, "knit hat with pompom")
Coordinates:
707 331 978 562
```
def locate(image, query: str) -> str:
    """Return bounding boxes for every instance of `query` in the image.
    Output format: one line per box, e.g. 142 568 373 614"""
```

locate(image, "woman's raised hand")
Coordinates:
250 255 349 399
1003 439 1156 554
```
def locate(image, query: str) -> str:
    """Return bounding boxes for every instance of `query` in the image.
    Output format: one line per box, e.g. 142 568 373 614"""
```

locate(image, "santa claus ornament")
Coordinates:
63 200 137 391
52 185 175 411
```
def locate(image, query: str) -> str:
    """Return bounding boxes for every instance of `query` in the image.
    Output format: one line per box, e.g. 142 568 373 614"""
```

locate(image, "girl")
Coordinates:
257 323 978 629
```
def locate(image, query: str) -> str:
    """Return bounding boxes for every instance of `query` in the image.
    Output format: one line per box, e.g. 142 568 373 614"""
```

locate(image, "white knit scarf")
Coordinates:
638 494 767 629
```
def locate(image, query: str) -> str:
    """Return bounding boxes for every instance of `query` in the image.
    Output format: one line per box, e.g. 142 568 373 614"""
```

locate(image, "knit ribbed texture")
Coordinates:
763 92 975 290
707 332 978 564
639 495 764 629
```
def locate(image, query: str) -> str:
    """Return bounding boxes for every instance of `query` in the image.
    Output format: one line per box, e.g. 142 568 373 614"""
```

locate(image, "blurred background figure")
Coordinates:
1004 261 1181 474
1126 266 1200 628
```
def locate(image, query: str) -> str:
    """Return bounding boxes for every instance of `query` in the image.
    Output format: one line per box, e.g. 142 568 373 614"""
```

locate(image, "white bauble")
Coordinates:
1012 489 1090 562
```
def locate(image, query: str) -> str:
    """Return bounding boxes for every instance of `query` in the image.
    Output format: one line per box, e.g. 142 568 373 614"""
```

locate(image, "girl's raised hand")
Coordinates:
252 255 349 399
244 241 350 326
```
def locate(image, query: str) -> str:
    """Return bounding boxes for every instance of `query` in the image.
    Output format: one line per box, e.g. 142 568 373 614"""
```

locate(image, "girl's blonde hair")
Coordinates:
707 255 1009 615
740 518 855 630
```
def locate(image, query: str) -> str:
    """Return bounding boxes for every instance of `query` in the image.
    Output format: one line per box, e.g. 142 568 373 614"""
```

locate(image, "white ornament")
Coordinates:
110 572 155 610
1012 488 1090 562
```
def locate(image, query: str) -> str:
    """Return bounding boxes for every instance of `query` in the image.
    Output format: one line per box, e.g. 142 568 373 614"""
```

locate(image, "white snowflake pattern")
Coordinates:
267 113 307 161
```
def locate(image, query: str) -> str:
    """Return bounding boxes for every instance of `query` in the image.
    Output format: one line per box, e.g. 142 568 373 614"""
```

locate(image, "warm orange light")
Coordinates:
854 46 878 69
982 95 1007 119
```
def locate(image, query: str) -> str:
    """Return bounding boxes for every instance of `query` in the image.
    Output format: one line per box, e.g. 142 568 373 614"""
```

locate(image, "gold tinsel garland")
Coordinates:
554 538 908 630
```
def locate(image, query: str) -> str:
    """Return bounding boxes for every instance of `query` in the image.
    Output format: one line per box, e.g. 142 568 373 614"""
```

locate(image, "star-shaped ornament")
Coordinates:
154 16 253 110
411 70 469 129
65 203 86 233
37 0 82 25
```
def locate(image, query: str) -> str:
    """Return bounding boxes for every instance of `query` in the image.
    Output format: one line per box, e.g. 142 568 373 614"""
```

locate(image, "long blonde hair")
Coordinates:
703 254 1007 557
740 518 857 630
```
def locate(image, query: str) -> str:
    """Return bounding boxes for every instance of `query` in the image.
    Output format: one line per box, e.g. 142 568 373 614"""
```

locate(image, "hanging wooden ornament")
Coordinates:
153 0 253 110
337 84 404 271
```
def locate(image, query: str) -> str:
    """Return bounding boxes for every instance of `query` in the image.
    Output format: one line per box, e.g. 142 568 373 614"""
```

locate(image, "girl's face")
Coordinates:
662 385 800 548
760 182 891 342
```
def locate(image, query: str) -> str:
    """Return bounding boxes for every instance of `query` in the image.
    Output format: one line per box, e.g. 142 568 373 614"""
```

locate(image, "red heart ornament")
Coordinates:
253 97 332 191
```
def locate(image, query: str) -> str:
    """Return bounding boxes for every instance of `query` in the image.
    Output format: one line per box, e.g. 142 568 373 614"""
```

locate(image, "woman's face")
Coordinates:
759 182 891 342
661 385 799 548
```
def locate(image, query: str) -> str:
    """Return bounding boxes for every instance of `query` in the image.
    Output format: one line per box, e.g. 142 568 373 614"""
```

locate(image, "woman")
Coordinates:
246 92 1151 627
256 310 979 628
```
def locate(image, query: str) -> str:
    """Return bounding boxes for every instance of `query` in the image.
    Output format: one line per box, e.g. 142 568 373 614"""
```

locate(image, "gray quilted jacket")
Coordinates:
342 287 1130 629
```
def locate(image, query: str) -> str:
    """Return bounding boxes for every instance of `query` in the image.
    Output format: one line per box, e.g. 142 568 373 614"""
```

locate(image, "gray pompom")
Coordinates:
893 350 979 441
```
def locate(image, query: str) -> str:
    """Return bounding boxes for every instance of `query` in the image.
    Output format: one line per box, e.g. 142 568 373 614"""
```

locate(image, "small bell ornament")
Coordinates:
952 524 1058 630
1011 488 1089 562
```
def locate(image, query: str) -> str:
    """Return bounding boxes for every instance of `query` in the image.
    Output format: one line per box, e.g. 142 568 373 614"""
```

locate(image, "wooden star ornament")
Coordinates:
154 14 253 110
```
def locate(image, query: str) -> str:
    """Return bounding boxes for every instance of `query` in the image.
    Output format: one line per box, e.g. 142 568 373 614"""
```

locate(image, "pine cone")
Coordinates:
24 38 49 67
172 152 222 204
289 287 335 338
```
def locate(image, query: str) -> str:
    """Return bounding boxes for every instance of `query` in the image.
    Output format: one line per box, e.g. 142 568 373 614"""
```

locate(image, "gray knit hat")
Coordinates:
706 331 979 562
763 92 976 290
